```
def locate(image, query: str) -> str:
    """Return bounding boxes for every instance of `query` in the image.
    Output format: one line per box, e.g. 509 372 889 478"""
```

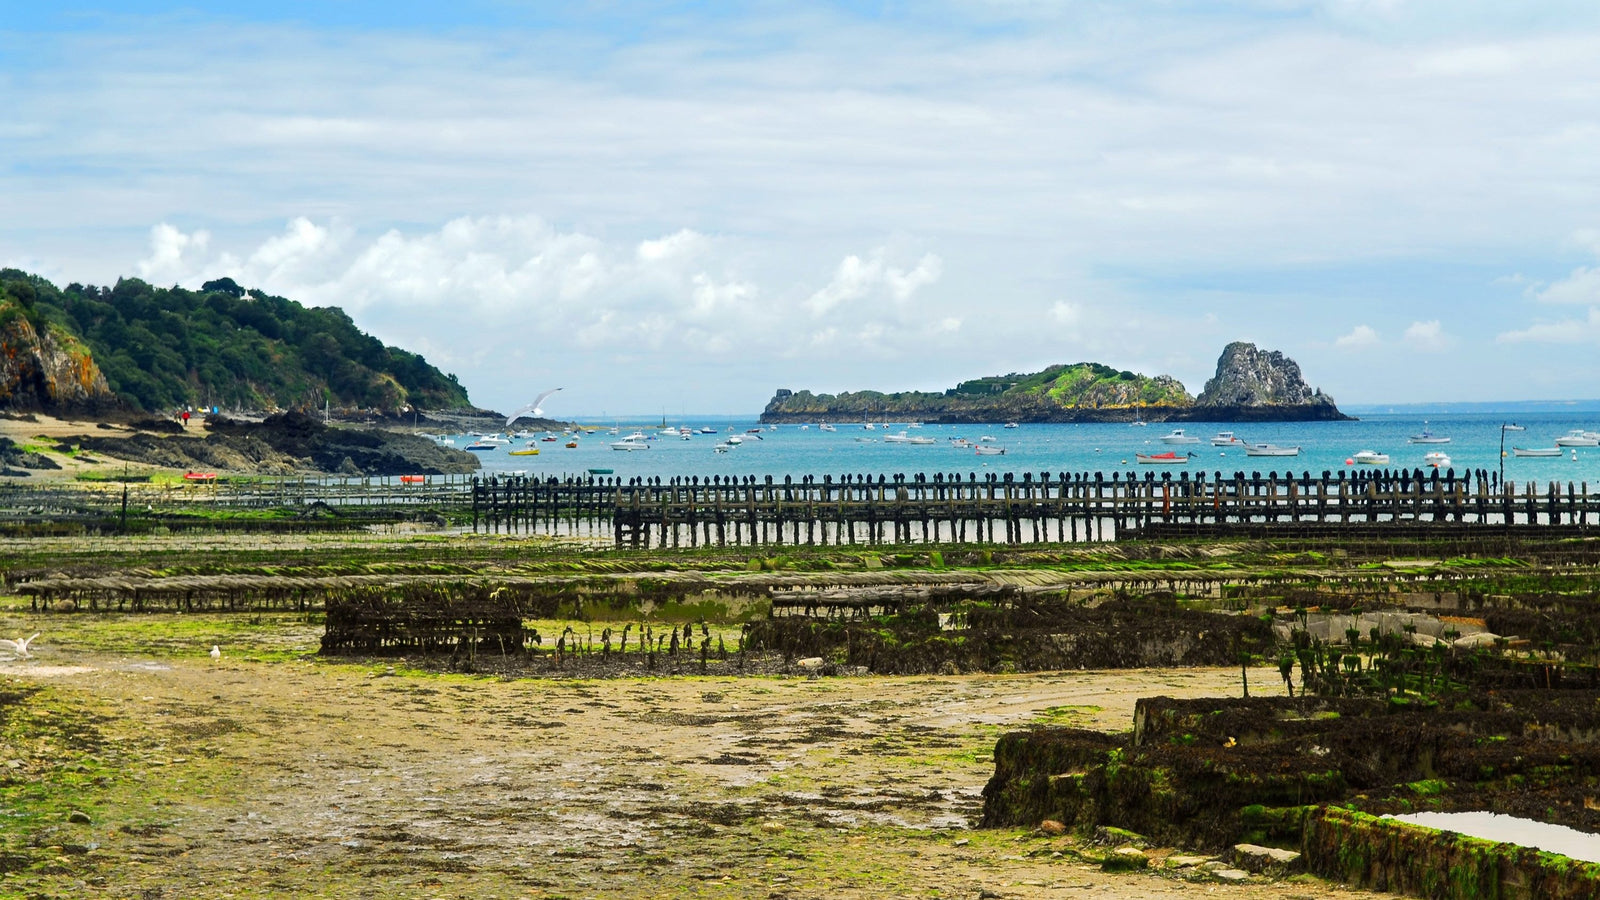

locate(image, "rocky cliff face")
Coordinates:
0 312 116 413
1194 342 1347 419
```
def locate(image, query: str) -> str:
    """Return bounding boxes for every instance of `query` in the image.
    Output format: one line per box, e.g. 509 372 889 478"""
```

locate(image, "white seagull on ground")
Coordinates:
506 388 562 427
0 633 40 660
210 645 221 660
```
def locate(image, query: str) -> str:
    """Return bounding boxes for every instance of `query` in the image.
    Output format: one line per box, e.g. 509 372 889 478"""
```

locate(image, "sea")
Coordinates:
444 403 1600 486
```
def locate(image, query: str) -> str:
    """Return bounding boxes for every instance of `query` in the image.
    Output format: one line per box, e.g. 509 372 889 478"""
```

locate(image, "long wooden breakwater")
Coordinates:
469 468 1600 546
7 468 1600 546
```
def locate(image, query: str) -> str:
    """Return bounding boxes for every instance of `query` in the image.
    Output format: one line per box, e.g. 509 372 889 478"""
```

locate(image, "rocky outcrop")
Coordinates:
0 313 116 414
71 412 481 476
761 363 1194 424
1192 342 1349 421
760 344 1349 424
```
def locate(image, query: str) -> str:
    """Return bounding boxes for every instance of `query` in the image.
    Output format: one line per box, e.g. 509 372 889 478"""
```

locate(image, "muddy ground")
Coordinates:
0 610 1394 900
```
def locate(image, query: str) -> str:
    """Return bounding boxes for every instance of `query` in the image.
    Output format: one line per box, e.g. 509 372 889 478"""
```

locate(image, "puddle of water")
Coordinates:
1386 811 1600 863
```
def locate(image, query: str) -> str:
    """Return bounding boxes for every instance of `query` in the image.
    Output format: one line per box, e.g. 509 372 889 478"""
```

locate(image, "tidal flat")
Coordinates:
0 532 1405 899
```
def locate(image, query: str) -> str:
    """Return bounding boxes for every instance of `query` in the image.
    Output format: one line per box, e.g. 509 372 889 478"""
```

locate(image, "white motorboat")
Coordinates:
854 437 876 443
1554 430 1600 447
1159 429 1201 445
699 426 718 434
1502 424 1525 432
1424 451 1452 468
818 423 837 432
863 423 876 430
610 438 650 451
978 435 998 443
1003 422 1019 429
1408 424 1451 444
726 435 743 445
884 431 936 445
1351 450 1389 465
973 445 1006 455
1244 443 1300 457
1512 447 1562 458
1210 431 1245 446
1136 451 1195 464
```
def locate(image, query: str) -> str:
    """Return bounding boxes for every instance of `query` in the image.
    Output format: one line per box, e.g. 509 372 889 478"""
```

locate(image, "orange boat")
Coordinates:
400 475 426 484
183 471 217 481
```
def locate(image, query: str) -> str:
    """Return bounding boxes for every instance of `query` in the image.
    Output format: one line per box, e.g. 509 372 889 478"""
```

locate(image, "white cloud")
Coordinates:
805 250 944 316
1498 307 1600 344
1050 301 1080 326
127 217 963 405
1530 266 1600 305
1403 319 1448 351
136 224 210 284
1334 324 1379 349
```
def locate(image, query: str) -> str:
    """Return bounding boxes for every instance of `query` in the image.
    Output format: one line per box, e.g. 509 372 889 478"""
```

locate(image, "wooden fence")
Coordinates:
470 468 1599 547
6 467 1600 546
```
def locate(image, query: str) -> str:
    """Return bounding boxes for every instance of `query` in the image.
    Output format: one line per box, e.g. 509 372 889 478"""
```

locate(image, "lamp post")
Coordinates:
1499 422 1517 491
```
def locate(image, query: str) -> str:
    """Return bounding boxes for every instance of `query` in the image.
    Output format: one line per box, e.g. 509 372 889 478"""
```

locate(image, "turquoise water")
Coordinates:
451 411 1600 484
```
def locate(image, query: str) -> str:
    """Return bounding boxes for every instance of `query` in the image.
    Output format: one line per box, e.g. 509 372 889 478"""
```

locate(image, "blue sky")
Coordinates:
6 2 1600 415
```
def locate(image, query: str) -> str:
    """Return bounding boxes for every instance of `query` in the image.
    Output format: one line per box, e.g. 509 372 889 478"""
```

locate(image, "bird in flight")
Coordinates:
506 388 563 427
0 633 39 660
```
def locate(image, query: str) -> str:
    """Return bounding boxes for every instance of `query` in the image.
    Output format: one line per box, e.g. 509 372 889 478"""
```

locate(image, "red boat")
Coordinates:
1135 451 1195 465
183 471 217 481
400 475 426 484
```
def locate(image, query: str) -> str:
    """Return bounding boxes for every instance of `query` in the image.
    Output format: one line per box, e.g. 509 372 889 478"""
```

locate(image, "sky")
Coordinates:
5 1 1600 416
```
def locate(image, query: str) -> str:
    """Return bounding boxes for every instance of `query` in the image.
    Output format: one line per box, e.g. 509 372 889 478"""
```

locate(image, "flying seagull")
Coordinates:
506 388 563 427
0 633 39 660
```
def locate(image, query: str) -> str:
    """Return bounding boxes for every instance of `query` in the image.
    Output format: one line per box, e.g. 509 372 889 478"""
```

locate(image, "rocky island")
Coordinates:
759 341 1350 424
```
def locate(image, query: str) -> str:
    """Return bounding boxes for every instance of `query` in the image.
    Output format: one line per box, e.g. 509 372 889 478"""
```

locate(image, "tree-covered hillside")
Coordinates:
0 271 471 413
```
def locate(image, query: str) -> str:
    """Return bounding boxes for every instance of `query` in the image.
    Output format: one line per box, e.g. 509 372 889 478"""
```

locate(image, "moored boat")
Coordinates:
973 445 1006 455
1244 443 1300 457
1554 430 1599 447
610 438 650 451
508 442 541 456
1512 447 1562 458
1351 450 1389 465
1159 429 1201 444
1210 431 1245 446
1408 424 1451 444
1424 451 1452 468
1136 451 1195 464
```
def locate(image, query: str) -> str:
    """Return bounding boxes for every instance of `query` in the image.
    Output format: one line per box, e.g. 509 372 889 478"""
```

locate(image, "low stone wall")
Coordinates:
1303 807 1600 900
982 694 1600 856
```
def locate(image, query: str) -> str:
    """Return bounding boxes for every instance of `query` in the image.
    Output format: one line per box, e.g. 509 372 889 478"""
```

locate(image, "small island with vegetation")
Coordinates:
760 341 1351 424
